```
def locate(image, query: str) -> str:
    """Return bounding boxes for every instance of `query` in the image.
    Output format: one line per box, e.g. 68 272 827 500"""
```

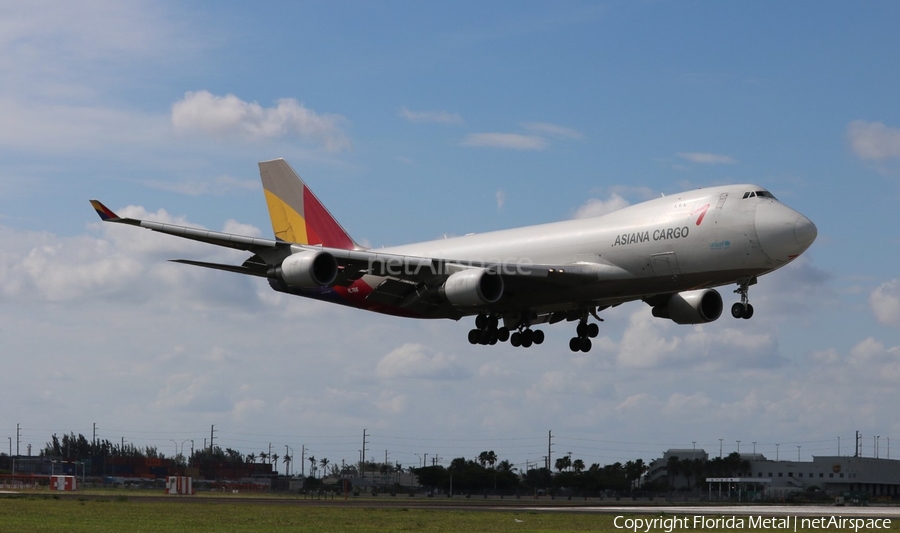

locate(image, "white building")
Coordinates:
645 448 900 498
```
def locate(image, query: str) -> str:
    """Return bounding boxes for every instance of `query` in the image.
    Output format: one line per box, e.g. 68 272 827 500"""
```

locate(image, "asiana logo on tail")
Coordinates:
612 226 690 247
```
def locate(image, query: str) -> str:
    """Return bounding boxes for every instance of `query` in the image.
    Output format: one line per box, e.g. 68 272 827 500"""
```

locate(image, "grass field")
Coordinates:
2 492 899 532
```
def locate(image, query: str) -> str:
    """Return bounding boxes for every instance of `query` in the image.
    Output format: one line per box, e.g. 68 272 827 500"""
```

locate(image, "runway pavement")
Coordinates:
522 504 900 518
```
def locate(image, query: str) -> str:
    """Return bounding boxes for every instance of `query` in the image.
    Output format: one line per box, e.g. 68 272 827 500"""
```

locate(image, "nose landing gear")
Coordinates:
731 278 755 319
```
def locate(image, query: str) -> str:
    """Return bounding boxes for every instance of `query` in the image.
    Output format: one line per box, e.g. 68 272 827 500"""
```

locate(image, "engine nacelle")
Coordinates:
652 289 723 325
277 250 338 288
441 268 504 307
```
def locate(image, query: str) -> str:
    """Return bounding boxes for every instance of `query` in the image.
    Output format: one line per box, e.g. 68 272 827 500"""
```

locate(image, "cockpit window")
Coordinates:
742 190 777 200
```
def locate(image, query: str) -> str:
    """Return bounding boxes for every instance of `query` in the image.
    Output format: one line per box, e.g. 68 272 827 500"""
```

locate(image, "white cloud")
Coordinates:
461 122 581 151
522 122 583 139
615 309 780 370
871 279 900 327
399 107 464 125
676 152 737 165
496 189 506 209
573 193 630 218
847 120 900 160
171 91 350 151
140 175 258 196
461 133 547 150
376 343 471 380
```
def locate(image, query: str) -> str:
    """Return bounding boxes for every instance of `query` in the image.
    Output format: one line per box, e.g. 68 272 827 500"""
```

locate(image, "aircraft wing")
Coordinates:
90 200 281 252
90 200 626 301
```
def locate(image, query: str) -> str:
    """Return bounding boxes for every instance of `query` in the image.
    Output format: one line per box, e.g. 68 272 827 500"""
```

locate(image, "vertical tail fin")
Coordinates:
258 159 358 250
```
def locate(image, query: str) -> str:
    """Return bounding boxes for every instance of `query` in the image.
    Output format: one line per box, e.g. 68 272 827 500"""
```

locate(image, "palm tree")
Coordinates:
477 451 490 468
320 457 329 479
271 453 279 474
572 459 585 474
486 450 497 469
308 455 316 477
259 451 269 464
283 454 292 476
247 453 257 464
497 460 516 473
555 455 571 473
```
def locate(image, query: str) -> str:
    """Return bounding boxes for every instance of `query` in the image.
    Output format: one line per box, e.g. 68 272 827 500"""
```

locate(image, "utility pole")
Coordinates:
301 445 306 477
17 423 20 457
547 430 552 471
209 425 216 454
719 438 723 458
93 423 97 450
361 429 368 478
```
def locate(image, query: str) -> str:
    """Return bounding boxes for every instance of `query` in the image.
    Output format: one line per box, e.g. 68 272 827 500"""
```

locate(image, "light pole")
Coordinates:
415 454 422 468
719 439 723 458
737 440 741 454
797 446 801 462
170 440 179 459
776 444 780 461
838 436 840 456
752 442 757 454
877 436 881 458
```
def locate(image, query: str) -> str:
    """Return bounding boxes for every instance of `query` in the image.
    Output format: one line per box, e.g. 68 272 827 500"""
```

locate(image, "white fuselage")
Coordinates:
370 184 815 313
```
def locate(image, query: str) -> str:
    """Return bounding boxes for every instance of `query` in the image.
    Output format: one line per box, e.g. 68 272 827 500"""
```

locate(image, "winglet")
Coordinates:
90 200 122 222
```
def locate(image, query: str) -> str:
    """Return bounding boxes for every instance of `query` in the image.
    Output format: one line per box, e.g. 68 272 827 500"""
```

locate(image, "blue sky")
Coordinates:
2 1 899 470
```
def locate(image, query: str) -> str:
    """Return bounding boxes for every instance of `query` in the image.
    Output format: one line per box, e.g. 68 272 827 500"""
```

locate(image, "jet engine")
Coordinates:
651 289 723 324
440 268 504 307
276 250 338 288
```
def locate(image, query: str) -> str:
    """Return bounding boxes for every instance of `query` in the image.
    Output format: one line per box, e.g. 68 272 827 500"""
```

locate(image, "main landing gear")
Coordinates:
731 279 755 319
468 313 544 348
569 318 599 353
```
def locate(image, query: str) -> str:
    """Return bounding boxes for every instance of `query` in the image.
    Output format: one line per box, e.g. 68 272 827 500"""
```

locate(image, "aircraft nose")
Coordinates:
793 214 817 249
755 202 817 263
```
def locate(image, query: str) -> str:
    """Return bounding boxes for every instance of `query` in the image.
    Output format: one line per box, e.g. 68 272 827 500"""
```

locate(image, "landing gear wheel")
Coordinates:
576 323 588 337
521 336 533 348
580 337 592 353
731 303 754 319
587 323 599 338
468 329 479 344
475 313 488 329
497 327 510 343
569 337 581 352
532 330 545 345
510 332 521 347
